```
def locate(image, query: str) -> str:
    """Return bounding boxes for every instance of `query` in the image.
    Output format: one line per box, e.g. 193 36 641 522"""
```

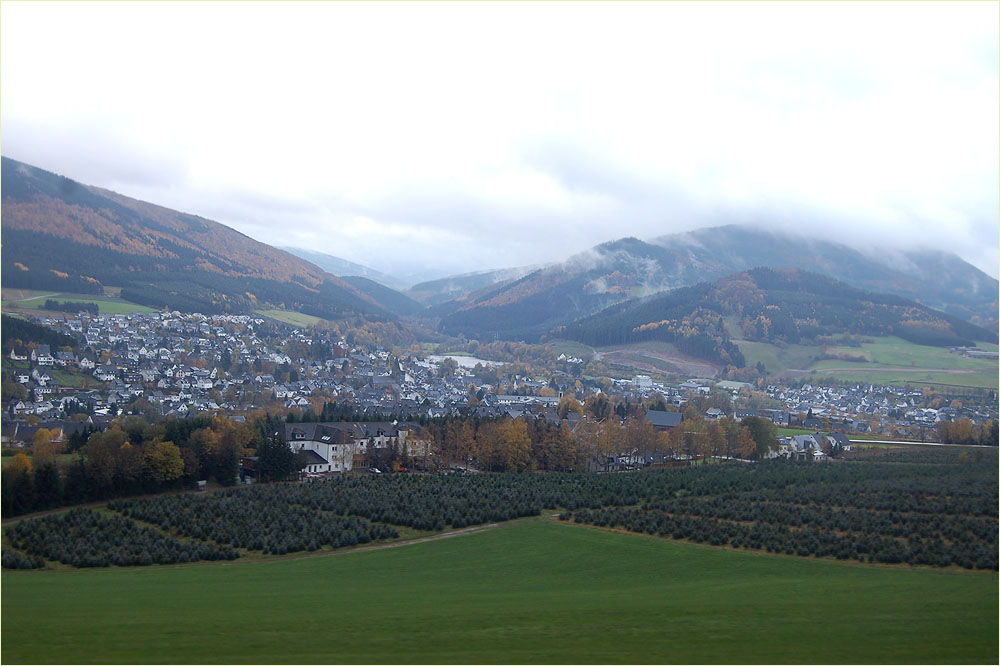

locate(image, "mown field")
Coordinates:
2 517 995 664
0 289 157 314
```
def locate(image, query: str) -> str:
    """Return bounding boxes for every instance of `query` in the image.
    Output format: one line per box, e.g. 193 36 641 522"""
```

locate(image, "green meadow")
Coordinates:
2 518 995 664
1 289 157 315
255 309 327 327
735 336 998 389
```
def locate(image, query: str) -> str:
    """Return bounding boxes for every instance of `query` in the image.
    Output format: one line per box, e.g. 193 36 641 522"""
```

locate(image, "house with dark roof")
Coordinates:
646 409 682 431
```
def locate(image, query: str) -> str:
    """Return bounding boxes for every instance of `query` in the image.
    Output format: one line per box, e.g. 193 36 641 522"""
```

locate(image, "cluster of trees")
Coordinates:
2 397 786 518
42 299 99 314
3 508 238 569
564 507 995 569
112 490 397 556
1 413 260 518
936 418 998 446
562 456 997 570
423 418 581 473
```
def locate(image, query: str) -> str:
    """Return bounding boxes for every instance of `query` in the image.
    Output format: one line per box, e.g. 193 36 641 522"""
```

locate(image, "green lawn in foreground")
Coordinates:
255 309 326 327
2 518 995 664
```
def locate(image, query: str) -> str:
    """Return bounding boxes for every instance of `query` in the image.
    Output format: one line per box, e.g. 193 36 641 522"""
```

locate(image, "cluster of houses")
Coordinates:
3 311 601 446
3 310 996 453
617 371 994 438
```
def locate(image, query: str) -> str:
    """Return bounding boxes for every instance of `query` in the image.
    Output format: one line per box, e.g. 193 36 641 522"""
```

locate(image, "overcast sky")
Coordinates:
2 1 998 283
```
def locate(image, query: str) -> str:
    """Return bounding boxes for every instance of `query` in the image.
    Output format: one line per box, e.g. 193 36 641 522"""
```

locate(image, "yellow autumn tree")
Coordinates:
32 429 64 466
143 440 184 484
5 452 33 475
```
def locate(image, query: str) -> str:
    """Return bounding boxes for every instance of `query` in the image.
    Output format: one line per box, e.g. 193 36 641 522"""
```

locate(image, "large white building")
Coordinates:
284 422 431 474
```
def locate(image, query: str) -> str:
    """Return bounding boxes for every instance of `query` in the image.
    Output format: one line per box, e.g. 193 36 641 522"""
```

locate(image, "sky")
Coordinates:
2 1 998 284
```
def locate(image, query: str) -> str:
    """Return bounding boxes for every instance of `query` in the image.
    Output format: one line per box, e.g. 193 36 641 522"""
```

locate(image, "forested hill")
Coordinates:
557 268 998 365
435 227 998 343
0 157 385 319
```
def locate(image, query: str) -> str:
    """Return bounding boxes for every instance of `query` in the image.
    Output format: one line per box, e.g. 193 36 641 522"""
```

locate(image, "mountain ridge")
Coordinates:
0 157 387 318
557 267 998 367
435 226 998 342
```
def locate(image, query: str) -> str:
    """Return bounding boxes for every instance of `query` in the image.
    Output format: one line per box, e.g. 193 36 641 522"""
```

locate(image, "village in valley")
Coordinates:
4 309 996 479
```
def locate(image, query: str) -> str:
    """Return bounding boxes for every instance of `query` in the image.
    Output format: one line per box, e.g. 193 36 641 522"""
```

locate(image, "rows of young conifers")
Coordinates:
3 508 238 569
562 461 998 570
3 455 996 570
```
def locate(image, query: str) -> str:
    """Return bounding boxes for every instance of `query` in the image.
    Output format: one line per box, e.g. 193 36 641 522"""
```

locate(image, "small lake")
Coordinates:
427 354 505 368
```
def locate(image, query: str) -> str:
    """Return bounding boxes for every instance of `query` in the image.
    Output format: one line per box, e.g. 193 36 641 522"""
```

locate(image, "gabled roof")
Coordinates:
298 449 329 465
646 409 682 428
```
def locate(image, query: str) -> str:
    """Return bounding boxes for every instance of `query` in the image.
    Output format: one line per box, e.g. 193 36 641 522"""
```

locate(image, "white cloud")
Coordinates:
2 1 997 281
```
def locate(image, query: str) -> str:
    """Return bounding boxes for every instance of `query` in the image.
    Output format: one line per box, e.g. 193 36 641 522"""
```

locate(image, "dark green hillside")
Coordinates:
439 270 627 342
555 280 746 365
339 275 425 317
1 313 78 348
1 158 385 319
408 266 532 307
559 268 996 364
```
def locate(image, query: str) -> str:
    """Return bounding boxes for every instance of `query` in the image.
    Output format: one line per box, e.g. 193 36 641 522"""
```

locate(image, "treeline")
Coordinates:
43 300 99 314
2 397 784 517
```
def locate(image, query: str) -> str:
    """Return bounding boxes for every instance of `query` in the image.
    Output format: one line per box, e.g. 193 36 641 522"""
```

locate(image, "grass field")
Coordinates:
776 427 815 437
254 309 326 327
1 289 157 315
733 338 821 374
2 518 995 664
735 336 999 389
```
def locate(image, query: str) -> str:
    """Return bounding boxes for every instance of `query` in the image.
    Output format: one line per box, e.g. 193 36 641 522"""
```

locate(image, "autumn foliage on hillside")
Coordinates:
1 157 379 318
